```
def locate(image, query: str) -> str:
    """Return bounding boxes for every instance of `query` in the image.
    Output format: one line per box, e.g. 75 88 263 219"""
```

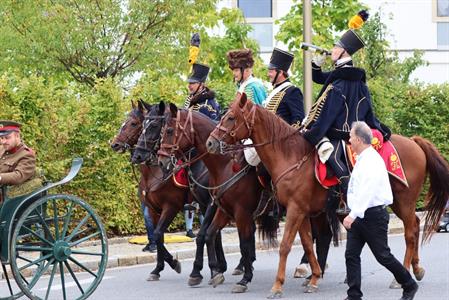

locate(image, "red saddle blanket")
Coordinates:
315 129 409 188
173 160 189 188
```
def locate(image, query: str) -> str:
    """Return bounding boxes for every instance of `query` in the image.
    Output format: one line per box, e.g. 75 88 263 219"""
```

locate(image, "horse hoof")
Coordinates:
267 291 283 299
301 279 311 287
211 273 225 288
232 268 244 276
414 268 425 281
231 283 248 293
208 278 213 285
172 259 181 274
293 264 310 278
188 276 203 286
389 279 401 289
303 284 318 293
147 274 160 281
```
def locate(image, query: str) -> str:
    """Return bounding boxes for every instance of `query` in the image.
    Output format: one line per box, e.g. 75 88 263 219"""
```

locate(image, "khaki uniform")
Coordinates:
0 143 36 186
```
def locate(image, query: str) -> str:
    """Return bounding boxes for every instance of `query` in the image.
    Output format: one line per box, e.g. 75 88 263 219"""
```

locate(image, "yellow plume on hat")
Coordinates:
348 10 369 29
188 33 200 65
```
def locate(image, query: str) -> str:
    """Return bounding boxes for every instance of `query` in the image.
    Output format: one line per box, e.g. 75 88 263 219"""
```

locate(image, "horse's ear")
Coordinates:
239 92 248 108
169 103 178 118
158 101 165 116
137 99 144 112
141 100 152 112
131 100 136 109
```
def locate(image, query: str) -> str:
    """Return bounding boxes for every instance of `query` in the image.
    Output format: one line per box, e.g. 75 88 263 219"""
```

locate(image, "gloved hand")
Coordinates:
312 53 327 67
316 137 334 163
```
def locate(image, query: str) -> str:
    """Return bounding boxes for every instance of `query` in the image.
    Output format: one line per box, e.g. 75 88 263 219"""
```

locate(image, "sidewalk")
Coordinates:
104 212 425 270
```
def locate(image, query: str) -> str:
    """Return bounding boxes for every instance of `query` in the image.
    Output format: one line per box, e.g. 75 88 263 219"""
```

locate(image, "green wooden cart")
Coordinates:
0 158 108 300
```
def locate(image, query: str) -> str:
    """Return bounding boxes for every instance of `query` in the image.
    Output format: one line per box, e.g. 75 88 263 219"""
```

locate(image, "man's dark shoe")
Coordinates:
142 243 157 253
399 282 418 300
186 230 196 238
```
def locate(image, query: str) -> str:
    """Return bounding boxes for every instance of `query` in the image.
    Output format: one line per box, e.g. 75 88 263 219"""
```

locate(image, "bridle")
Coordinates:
158 109 207 168
114 111 144 152
209 100 271 154
134 114 167 165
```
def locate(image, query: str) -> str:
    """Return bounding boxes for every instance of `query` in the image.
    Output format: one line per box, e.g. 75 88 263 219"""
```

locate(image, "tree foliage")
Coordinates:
0 0 217 86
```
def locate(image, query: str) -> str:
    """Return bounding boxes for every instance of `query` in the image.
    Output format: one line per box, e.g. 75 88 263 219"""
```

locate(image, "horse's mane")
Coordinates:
246 103 312 157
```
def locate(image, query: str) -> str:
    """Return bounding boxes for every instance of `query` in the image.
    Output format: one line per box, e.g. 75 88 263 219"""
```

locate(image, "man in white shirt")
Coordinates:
343 122 418 300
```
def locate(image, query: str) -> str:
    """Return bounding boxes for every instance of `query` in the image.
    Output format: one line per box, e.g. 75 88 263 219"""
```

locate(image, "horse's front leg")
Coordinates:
205 207 230 287
231 217 256 293
189 202 218 286
298 217 322 293
147 209 180 281
268 208 303 299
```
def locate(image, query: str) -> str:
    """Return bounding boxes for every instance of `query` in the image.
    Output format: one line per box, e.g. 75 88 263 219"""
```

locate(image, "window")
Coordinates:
238 0 272 18
437 23 449 47
437 0 449 17
237 0 274 53
247 23 273 52
433 0 449 21
433 0 449 48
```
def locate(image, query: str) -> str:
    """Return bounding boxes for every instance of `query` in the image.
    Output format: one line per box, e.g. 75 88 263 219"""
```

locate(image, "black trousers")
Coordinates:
345 206 415 300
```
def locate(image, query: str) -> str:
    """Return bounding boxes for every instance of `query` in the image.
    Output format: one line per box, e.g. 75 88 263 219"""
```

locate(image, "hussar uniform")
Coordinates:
303 29 391 196
227 49 267 106
263 48 305 127
184 63 221 121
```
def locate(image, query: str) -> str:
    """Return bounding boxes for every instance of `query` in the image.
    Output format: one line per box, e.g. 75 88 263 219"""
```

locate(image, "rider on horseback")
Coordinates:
302 28 391 212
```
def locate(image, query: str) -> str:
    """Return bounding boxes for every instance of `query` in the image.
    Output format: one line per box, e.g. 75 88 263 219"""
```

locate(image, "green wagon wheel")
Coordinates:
10 194 108 300
0 262 24 300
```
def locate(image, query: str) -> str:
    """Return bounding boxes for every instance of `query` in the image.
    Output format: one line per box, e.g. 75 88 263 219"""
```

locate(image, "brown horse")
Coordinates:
206 93 449 298
158 103 278 293
111 100 227 283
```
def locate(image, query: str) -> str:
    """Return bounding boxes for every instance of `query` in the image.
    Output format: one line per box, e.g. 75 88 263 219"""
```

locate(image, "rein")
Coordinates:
211 103 297 154
158 109 208 168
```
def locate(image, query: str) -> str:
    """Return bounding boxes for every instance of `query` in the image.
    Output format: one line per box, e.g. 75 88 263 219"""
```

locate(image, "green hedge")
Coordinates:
1 70 448 234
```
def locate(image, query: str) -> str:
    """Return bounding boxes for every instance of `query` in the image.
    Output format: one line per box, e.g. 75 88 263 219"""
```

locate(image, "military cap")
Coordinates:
268 48 294 72
335 29 365 56
227 49 254 69
187 63 210 83
0 120 22 137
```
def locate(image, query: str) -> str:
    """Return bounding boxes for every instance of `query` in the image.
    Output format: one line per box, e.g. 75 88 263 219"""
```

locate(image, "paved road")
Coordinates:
85 232 448 300
2 232 448 299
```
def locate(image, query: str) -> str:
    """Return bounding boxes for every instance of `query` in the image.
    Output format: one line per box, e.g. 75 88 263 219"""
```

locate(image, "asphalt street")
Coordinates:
83 232 449 300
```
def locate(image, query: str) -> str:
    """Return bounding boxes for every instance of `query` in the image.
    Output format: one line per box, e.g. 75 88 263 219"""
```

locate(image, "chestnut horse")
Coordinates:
206 93 449 298
111 100 227 283
158 103 278 293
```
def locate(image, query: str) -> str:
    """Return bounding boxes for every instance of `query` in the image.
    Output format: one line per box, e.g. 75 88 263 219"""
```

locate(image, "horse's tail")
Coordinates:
411 136 449 242
257 201 283 248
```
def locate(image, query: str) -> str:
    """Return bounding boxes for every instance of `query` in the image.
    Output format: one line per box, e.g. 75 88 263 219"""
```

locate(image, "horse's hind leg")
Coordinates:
411 214 425 281
390 201 424 288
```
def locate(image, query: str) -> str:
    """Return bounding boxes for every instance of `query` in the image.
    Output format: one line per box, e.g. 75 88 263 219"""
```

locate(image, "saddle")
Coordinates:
315 129 408 188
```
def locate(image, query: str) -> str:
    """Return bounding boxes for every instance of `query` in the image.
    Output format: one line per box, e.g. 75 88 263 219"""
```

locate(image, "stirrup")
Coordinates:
336 200 350 215
184 202 199 211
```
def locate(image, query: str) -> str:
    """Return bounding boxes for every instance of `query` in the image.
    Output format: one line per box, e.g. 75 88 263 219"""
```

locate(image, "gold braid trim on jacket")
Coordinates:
301 84 334 129
265 89 287 114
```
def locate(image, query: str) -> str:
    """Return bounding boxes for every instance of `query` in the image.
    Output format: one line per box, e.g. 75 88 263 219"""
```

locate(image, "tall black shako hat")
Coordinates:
0 120 21 137
335 10 369 56
187 63 210 83
268 48 294 72
335 29 365 55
